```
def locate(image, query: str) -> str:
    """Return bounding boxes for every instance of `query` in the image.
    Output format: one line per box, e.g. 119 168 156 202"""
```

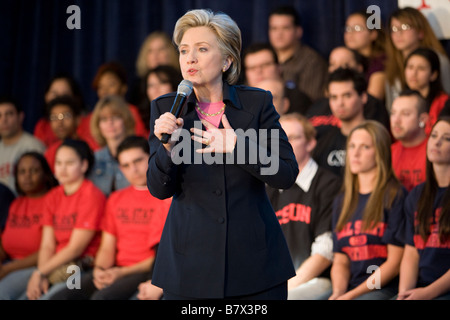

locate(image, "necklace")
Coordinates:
195 102 226 117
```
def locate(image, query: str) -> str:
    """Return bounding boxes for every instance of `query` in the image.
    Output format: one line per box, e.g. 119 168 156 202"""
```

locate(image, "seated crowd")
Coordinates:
0 5 449 300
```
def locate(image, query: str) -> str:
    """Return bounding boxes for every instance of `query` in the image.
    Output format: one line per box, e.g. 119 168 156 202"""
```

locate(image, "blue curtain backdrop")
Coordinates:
1 0 445 133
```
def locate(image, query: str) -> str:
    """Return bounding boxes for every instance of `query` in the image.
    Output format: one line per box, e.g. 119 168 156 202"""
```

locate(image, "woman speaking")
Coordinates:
147 9 298 300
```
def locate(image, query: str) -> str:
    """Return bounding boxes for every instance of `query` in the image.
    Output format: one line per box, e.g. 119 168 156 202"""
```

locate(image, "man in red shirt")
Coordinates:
390 90 429 191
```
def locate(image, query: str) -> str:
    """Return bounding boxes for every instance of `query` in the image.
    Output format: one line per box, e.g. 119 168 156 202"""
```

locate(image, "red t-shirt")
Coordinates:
34 119 59 148
1 196 45 260
101 186 171 266
426 92 449 136
391 138 427 191
42 179 106 257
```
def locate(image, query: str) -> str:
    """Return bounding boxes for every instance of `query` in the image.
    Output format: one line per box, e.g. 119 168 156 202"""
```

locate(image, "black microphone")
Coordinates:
160 79 193 144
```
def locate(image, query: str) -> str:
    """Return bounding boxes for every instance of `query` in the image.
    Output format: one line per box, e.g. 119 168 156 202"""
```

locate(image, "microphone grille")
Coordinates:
177 80 193 96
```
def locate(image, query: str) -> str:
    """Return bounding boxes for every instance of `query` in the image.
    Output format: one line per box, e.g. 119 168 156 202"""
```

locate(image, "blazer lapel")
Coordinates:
222 82 254 130
222 105 253 130
182 101 200 130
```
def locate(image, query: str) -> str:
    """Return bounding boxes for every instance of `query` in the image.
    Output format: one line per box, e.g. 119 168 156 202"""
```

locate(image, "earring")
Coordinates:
223 66 227 72
419 121 425 128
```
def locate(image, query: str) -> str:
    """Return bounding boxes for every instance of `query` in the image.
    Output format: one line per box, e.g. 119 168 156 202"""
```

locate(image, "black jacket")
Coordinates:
147 82 298 298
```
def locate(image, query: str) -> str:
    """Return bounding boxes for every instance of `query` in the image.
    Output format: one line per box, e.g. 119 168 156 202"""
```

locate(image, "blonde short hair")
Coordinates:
279 113 317 142
173 9 242 84
90 95 135 147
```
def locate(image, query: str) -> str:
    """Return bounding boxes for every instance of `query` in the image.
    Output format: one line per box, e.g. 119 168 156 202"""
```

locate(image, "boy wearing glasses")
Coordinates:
44 95 84 172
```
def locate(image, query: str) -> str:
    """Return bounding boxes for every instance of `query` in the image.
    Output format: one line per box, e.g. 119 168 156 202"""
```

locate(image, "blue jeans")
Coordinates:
315 286 397 300
0 267 35 300
0 267 73 300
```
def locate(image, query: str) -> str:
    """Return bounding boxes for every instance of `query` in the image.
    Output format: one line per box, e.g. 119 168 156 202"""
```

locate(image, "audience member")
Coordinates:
50 136 170 300
138 65 183 132
398 117 450 300
77 61 149 151
404 47 449 135
328 46 367 74
130 31 180 110
307 46 390 140
317 120 407 300
344 10 387 101
88 95 135 196
266 113 341 299
136 31 180 77
241 42 280 86
0 152 57 299
25 139 105 300
0 97 45 194
44 96 84 172
390 90 429 191
268 5 328 102
241 42 312 114
385 7 450 111
33 74 86 148
0 183 15 231
312 68 367 178
255 78 290 115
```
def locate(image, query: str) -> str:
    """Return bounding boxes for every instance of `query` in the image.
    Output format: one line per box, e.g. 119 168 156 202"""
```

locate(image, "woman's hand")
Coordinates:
136 280 164 300
191 114 236 153
93 266 111 290
26 270 49 300
154 112 184 152
93 266 123 289
397 287 430 300
328 290 346 300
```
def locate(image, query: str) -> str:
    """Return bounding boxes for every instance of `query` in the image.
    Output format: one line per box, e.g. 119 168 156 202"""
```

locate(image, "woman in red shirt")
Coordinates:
0 152 57 299
25 139 106 300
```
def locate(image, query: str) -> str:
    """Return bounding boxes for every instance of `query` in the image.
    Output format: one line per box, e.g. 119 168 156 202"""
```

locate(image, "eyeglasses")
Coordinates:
49 112 73 121
246 61 275 72
391 23 412 33
345 25 367 33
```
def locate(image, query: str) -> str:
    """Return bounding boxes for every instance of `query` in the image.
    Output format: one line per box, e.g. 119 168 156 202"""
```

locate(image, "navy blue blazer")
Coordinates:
147 82 298 298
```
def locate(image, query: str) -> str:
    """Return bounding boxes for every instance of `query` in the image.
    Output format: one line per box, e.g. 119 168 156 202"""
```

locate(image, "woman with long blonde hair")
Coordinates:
317 120 407 300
